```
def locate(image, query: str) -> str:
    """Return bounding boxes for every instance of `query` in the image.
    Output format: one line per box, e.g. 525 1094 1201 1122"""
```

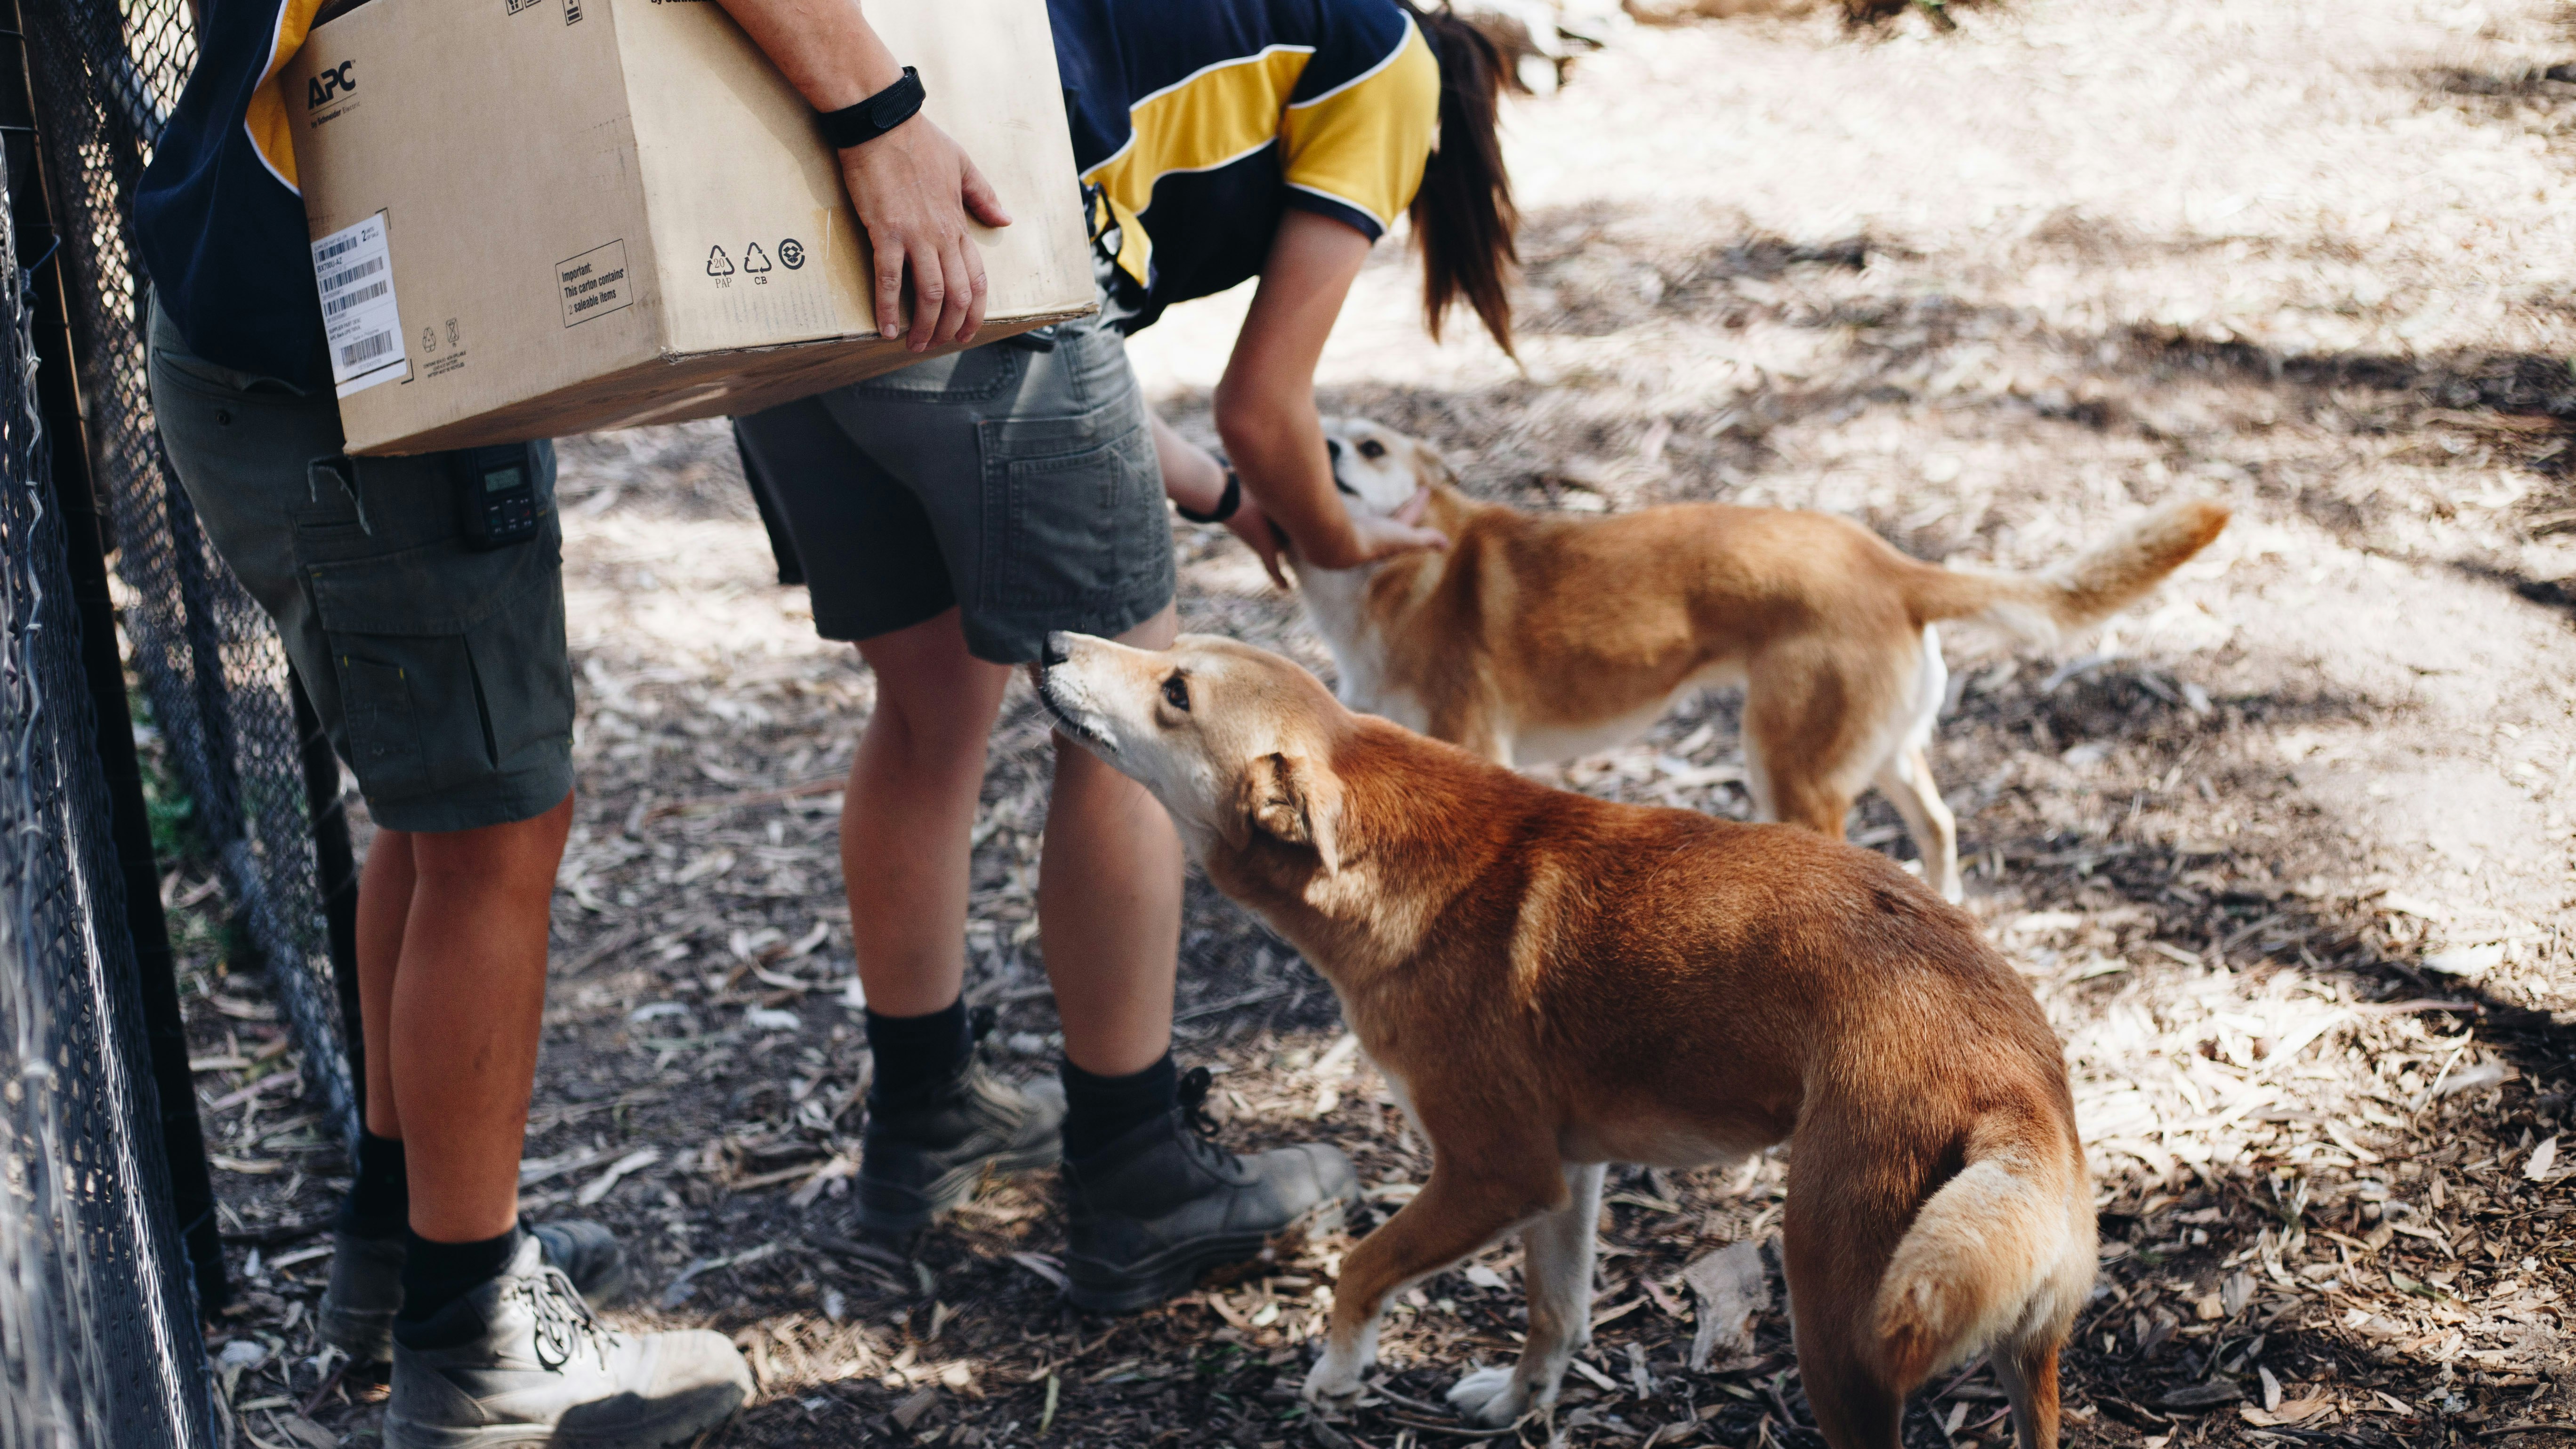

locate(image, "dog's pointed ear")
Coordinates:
1241 751 1342 875
1418 445 1458 492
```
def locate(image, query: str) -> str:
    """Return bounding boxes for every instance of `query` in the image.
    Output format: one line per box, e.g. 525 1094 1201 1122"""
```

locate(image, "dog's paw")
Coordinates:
1303 1336 1375 1403
1445 1365 1530 1427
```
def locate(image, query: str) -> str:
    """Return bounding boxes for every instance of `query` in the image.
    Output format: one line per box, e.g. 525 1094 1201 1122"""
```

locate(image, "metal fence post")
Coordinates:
290 670 366 1135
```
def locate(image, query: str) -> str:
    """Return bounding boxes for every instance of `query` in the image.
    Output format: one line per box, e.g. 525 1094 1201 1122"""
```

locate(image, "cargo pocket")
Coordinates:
298 525 569 808
976 411 1162 611
338 657 431 799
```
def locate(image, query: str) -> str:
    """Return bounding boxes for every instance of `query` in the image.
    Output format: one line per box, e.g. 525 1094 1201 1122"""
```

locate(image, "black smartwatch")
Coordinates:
1176 464 1242 525
817 66 926 150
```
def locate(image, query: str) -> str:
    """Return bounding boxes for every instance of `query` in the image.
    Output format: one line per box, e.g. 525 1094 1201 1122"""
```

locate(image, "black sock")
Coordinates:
341 1131 408 1239
1061 1052 1178 1160
865 997 971 1098
394 1225 521 1343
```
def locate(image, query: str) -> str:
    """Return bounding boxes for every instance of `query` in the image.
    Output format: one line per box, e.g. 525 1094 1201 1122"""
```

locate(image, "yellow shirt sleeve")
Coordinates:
245 0 329 192
1278 17 1438 235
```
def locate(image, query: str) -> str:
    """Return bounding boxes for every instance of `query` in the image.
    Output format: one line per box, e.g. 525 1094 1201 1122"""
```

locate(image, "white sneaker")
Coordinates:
386 1236 750 1448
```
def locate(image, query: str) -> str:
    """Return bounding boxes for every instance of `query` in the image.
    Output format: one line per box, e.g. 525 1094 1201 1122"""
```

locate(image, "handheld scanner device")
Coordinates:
454 443 542 550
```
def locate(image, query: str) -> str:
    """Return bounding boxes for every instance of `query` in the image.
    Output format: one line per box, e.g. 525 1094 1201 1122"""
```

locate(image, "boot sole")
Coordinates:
854 1141 1063 1237
386 1385 743 1449
1066 1197 1348 1315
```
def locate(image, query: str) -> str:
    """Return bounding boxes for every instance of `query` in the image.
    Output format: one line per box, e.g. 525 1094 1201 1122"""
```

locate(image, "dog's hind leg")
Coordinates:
1871 742 1959 902
1446 1161 1604 1427
1781 1162 1907 1449
1991 1335 2064 1449
1789 1332 1906 1449
1741 641 1872 837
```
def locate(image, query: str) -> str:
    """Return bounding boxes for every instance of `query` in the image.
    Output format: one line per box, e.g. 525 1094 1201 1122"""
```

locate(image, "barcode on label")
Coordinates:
315 232 370 266
339 331 396 367
310 211 408 398
322 279 387 319
318 256 383 296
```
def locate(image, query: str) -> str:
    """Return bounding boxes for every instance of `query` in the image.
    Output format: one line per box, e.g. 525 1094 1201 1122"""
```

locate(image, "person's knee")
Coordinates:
406 792 573 891
867 688 998 780
1112 604 1179 650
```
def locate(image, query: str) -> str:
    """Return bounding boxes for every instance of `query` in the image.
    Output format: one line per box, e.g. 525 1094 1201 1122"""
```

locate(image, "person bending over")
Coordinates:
730 0 1517 1312
136 0 999 1441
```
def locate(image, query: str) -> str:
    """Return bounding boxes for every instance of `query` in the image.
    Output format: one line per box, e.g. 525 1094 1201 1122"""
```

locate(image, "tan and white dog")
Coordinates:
1034 631 2095 1449
1298 419 2230 900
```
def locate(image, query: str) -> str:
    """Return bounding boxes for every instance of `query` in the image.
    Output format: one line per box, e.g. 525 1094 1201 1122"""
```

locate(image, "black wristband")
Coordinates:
1176 466 1242 525
817 66 925 150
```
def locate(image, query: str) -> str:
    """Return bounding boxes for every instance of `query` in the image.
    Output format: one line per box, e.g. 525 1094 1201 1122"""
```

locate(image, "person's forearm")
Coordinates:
716 0 904 110
1150 413 1230 515
1213 384 1355 559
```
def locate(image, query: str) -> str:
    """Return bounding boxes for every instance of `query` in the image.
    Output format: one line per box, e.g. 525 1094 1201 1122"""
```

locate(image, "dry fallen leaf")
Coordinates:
1681 1239 1769 1370
2522 1135 2558 1182
575 1148 660 1206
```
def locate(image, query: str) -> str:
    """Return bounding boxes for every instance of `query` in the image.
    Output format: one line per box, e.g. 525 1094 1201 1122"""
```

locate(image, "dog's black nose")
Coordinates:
1040 632 1072 668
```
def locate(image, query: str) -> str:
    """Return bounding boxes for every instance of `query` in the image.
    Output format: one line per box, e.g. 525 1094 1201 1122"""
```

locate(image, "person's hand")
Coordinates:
1223 490 1291 589
1276 487 1448 572
837 116 1012 353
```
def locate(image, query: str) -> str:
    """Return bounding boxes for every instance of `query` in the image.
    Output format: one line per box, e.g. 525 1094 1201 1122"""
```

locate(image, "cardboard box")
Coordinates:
285 0 1094 455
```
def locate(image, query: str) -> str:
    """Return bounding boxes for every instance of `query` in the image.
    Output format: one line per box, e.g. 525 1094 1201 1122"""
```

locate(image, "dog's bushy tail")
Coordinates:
1902 500 2230 644
1870 1123 2094 1394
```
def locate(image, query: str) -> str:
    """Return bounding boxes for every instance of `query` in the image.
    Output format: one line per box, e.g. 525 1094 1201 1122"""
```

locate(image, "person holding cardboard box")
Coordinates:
134 0 1007 1441
730 0 1520 1313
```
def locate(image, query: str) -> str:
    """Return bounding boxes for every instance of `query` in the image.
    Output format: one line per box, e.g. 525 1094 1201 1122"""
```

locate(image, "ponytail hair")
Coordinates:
1399 2 1519 357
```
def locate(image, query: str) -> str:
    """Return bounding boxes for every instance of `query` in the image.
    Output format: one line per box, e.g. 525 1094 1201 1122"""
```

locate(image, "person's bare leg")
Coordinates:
1039 604 1182 1077
843 608 1012 1015
355 832 416 1141
391 791 574 1243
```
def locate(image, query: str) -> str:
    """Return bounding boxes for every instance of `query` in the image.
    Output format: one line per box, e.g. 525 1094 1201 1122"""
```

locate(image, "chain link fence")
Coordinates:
24 0 361 1148
3 0 370 1436
0 39 216 1447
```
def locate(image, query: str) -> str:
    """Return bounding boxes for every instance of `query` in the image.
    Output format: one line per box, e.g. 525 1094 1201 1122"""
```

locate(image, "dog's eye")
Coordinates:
1161 673 1190 712
1357 438 1387 460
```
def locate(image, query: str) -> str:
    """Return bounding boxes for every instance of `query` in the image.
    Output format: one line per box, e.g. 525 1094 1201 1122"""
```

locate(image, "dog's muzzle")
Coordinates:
1324 436 1360 498
1031 639 1113 749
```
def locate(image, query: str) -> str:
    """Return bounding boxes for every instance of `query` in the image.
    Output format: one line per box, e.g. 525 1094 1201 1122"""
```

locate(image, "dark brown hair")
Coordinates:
1400 2 1519 357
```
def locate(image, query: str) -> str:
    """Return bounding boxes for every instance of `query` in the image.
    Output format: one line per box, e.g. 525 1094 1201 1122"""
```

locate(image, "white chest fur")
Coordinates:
1294 563 1427 732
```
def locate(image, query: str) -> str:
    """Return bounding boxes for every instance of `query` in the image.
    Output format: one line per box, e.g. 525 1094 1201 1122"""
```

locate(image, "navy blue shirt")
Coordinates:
134 0 331 388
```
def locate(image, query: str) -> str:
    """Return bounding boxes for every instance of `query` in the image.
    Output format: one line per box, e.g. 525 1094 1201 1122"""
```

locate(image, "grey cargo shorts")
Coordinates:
730 304 1175 664
146 295 575 833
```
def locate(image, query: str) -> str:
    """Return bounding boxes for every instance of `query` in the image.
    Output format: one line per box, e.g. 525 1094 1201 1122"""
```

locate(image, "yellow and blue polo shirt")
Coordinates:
137 0 1442 377
1049 0 1440 333
135 0 332 386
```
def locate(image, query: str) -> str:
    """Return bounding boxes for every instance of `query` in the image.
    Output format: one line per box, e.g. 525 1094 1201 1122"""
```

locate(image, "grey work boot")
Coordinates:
855 1008 1066 1236
1062 1067 1357 1314
321 1218 635 1364
386 1236 749 1449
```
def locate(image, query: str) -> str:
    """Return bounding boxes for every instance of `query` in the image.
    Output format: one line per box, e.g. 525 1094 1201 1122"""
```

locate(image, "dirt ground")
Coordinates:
172 0 2576 1443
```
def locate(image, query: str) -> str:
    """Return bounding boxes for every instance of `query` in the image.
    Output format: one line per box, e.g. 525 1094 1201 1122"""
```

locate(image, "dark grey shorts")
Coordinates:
146 296 576 834
731 307 1175 664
